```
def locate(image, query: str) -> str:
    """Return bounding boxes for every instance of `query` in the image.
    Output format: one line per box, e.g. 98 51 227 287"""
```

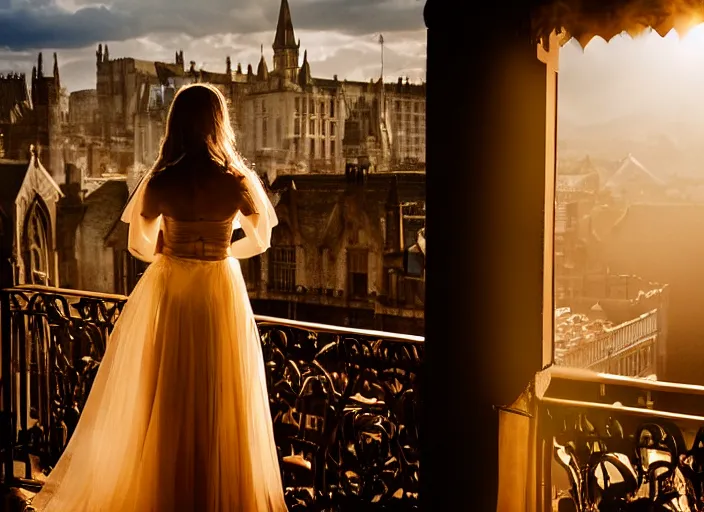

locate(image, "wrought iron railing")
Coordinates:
556 310 658 377
537 366 704 511
0 284 423 510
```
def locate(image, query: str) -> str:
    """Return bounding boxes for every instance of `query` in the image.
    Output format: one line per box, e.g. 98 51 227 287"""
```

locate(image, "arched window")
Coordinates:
23 198 51 285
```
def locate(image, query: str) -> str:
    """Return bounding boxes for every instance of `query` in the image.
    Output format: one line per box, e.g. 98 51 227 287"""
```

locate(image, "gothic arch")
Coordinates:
22 196 52 285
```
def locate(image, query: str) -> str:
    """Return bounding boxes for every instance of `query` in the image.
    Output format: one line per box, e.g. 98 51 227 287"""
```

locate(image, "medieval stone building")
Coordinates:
0 148 63 289
92 0 427 186
233 0 425 177
0 53 66 179
241 171 425 334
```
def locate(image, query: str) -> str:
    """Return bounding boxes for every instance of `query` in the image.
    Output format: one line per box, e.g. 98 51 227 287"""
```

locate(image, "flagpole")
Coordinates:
379 33 384 81
379 34 385 118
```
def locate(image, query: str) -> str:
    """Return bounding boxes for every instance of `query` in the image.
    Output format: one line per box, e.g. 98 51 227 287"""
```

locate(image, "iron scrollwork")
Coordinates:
0 287 423 511
550 407 704 512
259 322 422 510
2 288 125 478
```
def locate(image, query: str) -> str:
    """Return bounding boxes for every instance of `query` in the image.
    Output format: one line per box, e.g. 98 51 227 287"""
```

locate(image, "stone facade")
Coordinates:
55 162 131 294
74 179 129 293
67 89 98 137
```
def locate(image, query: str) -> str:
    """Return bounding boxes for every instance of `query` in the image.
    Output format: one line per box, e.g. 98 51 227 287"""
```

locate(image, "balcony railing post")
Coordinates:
1 290 15 485
17 303 30 480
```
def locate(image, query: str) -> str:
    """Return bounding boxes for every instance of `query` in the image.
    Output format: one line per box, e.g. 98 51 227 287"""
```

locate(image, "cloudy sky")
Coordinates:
0 0 426 92
5 0 704 132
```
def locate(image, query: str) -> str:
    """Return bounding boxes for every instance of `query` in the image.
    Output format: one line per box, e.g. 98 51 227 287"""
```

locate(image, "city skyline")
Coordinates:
0 0 426 92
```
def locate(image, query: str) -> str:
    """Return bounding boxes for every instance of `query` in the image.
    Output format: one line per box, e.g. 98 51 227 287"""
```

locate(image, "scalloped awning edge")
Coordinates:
532 0 704 48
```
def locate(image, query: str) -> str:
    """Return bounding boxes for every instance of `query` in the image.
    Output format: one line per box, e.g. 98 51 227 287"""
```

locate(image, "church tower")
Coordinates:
272 0 300 82
30 52 64 177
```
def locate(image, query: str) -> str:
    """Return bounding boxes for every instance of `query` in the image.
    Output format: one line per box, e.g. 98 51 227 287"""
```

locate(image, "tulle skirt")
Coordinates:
30 255 287 511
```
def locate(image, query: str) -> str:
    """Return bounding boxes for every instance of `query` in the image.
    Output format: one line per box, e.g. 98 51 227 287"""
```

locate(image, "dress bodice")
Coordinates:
160 216 233 261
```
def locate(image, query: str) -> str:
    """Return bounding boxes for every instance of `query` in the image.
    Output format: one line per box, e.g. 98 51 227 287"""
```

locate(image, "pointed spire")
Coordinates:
236 62 242 74
37 52 43 78
297 50 311 86
247 63 253 76
226 56 232 75
104 44 109 62
31 66 37 106
96 44 103 66
53 52 60 88
257 54 269 81
273 0 297 49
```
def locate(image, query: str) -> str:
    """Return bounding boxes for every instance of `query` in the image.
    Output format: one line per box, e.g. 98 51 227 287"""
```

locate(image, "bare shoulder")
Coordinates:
218 171 251 201
225 171 258 215
220 170 247 190
141 171 166 218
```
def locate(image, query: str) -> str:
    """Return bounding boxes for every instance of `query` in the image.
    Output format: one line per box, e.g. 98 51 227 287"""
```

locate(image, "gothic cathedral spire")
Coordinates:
272 0 300 81
273 0 297 50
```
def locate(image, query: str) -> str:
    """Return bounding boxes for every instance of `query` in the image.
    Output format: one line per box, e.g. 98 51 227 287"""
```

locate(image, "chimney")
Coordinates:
64 162 81 186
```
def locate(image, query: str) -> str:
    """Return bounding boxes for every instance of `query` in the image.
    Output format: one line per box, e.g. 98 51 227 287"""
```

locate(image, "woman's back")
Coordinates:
146 155 254 222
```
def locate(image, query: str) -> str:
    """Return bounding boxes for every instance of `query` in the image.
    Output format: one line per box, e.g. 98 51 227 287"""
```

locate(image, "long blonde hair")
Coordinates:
152 83 243 173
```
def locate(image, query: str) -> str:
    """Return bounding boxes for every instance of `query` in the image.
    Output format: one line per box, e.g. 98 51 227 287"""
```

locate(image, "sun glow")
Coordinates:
660 23 704 70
